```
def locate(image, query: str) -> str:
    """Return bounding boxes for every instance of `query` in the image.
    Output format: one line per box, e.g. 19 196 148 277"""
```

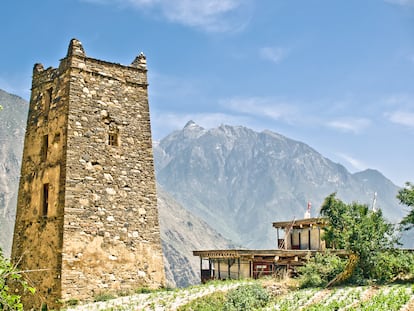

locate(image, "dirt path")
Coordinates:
401 295 414 311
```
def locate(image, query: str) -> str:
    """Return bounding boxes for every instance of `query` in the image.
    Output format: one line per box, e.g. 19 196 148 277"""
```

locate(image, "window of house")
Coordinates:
42 183 49 217
42 135 48 161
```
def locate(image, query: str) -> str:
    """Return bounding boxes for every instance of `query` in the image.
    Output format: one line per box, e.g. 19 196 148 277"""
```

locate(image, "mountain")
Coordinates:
0 89 27 255
158 186 235 287
154 121 407 249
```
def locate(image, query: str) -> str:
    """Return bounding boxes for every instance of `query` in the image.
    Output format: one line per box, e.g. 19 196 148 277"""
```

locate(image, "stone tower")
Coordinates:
11 39 165 309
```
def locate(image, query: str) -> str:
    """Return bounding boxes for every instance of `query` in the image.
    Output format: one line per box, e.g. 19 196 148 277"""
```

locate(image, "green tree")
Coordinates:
397 182 414 230
0 248 35 310
320 193 398 282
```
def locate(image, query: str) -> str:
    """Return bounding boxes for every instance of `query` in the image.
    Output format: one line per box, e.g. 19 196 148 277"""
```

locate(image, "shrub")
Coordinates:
135 287 152 294
94 292 115 302
177 291 226 311
224 284 269 311
369 250 414 283
297 252 347 288
0 248 35 310
65 298 79 306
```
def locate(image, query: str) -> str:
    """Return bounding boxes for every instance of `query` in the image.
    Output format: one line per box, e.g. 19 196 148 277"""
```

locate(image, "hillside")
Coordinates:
158 186 235 287
0 89 27 254
154 121 406 248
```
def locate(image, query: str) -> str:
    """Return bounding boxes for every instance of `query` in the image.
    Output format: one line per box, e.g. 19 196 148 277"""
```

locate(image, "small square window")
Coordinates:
53 132 61 143
108 133 118 146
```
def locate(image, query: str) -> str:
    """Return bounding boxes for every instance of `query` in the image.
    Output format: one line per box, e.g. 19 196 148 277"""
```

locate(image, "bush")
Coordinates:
93 292 115 302
297 252 347 288
369 250 414 283
224 284 269 311
65 299 79 306
177 291 226 311
0 248 35 310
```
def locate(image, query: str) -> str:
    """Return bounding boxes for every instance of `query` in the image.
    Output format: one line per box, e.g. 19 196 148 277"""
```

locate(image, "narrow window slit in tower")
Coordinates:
42 135 49 161
45 87 52 114
42 183 49 217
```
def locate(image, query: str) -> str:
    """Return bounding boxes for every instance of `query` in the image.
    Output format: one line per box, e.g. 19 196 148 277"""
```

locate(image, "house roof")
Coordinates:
192 249 348 259
272 217 328 229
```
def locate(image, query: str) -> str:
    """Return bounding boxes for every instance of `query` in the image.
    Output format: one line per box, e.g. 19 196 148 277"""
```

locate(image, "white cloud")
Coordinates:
384 0 414 7
388 111 414 127
221 96 297 122
384 94 414 108
383 94 414 127
335 153 367 172
81 0 252 32
259 47 289 64
326 118 371 134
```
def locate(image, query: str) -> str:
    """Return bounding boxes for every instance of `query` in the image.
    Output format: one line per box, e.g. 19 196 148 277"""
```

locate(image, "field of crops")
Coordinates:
64 281 414 310
268 283 414 311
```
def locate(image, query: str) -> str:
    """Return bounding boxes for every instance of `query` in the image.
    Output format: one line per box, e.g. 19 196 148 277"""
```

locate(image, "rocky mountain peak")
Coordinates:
154 122 405 248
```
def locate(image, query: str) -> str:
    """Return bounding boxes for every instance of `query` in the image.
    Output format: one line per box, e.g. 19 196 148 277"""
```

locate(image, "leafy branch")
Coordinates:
0 249 35 311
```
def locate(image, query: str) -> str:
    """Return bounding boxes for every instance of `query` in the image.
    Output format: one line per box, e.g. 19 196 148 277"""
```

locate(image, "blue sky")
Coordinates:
1 0 414 186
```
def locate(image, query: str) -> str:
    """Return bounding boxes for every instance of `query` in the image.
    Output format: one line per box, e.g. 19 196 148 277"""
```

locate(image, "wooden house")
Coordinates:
193 216 347 282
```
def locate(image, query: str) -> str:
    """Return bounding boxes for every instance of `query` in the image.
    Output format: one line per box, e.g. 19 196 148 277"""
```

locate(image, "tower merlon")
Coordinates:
131 52 147 70
67 38 85 57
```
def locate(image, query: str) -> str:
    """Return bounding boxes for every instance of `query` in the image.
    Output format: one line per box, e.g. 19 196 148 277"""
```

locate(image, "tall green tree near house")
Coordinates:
397 182 414 230
320 193 399 282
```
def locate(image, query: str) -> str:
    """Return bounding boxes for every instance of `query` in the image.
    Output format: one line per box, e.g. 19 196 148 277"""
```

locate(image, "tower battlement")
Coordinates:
12 39 165 310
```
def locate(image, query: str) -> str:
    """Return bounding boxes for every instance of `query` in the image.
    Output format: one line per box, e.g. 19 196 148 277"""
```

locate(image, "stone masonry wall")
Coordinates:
11 63 70 309
61 40 165 300
11 39 165 310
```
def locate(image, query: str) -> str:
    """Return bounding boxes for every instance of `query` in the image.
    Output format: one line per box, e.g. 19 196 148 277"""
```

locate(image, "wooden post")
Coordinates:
318 227 321 250
200 257 202 281
238 258 241 279
228 259 231 279
218 260 221 280
308 228 311 250
276 228 280 249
